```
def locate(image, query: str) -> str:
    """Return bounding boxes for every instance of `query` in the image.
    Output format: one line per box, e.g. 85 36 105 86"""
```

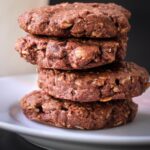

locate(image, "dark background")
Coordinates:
0 0 150 150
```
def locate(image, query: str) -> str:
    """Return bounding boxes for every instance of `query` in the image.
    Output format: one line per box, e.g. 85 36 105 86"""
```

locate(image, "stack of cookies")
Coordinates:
15 3 149 130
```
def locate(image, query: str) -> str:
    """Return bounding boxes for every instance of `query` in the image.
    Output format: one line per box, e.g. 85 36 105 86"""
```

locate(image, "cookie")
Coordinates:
18 2 131 38
15 35 127 70
38 62 149 102
20 90 138 130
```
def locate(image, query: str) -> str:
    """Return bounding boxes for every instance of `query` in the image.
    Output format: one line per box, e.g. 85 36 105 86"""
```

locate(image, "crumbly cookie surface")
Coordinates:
21 90 137 130
18 3 131 38
38 62 149 102
15 35 127 70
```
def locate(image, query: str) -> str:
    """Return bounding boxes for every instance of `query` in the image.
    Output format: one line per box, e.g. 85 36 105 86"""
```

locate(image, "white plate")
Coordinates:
0 74 150 150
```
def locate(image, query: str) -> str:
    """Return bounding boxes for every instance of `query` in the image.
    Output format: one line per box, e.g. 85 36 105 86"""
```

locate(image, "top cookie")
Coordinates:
18 2 131 38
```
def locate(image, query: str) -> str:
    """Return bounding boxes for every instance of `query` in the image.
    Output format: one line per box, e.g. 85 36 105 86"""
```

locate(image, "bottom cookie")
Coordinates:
20 90 138 130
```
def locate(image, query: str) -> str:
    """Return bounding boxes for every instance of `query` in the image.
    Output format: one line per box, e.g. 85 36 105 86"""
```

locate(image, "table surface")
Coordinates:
0 129 44 150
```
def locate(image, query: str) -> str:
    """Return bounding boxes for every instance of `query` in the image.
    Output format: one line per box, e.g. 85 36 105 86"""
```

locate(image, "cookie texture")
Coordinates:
15 35 127 70
38 62 149 102
20 90 138 130
18 2 131 38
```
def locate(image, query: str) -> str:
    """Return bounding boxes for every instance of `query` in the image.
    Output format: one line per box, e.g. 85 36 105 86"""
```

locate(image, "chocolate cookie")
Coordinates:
15 35 127 70
38 62 149 102
20 90 138 130
18 2 131 38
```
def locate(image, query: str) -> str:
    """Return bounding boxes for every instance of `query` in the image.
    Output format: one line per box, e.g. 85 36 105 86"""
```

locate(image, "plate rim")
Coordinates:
0 121 150 145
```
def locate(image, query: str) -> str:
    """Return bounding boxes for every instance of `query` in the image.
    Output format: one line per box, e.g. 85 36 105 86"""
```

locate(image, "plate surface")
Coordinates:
0 74 150 150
